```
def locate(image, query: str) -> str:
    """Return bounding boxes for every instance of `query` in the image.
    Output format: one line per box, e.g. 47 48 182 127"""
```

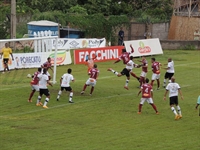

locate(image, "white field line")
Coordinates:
0 84 191 118
0 61 199 92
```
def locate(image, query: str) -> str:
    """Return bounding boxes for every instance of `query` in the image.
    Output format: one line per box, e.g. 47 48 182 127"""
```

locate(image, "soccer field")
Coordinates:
0 50 200 150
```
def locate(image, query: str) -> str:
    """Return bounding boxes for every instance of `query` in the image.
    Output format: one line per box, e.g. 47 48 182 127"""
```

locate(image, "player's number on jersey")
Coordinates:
144 88 149 93
91 71 96 78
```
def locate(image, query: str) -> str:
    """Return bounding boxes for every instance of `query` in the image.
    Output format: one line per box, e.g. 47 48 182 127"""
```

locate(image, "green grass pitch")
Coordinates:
0 50 200 150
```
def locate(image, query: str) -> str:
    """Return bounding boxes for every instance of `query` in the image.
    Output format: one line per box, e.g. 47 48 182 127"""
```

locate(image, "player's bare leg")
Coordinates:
90 86 94 95
28 90 35 102
139 76 145 87
150 103 159 114
107 68 119 76
195 104 199 109
138 104 143 114
156 79 160 90
130 72 140 82
81 84 88 94
150 80 154 87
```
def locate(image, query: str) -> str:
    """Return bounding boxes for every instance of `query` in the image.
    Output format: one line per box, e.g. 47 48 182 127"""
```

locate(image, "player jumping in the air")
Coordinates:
108 56 139 90
81 64 99 95
28 68 42 102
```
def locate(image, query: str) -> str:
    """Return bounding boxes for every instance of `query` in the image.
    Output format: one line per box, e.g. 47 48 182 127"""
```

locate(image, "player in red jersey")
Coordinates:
81 64 99 95
137 78 159 114
41 57 53 80
137 56 148 87
113 45 140 81
28 68 42 102
108 56 139 90
85 54 97 73
150 58 162 90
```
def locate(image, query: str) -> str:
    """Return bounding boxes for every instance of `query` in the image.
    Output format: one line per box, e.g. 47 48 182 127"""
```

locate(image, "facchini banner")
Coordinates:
52 38 106 50
0 50 72 71
74 46 124 64
123 38 163 57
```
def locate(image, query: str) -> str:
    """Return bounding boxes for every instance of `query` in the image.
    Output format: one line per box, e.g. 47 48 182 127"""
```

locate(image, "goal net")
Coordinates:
0 36 58 86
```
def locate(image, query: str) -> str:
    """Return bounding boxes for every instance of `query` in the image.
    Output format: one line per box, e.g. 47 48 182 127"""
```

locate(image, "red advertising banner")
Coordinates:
74 46 124 64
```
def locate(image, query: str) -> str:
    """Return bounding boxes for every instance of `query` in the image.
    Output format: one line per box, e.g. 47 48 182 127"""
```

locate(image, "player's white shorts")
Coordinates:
140 98 153 104
140 71 147 78
86 78 97 87
152 73 160 80
31 84 39 91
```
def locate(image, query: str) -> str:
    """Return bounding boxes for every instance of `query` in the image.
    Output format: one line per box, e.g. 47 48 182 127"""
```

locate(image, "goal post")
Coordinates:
0 36 58 84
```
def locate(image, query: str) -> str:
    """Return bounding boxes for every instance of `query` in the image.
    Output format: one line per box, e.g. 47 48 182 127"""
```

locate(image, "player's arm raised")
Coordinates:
130 44 134 53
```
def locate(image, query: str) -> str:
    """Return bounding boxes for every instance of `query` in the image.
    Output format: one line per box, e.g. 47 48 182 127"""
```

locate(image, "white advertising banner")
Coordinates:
52 38 106 50
0 50 72 71
123 38 163 57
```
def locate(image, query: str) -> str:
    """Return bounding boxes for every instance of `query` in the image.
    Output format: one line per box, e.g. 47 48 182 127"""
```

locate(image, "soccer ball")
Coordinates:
27 74 32 78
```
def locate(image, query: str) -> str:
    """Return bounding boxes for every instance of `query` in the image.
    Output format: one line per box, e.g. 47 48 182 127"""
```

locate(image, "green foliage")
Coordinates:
179 44 197 50
32 12 130 41
68 5 88 15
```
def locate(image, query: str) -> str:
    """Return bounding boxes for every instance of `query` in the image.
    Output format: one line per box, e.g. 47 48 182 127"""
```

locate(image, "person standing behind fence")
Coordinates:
0 43 14 73
118 27 124 45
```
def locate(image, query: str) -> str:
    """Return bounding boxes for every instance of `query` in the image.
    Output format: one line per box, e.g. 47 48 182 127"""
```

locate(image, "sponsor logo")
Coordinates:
69 40 79 48
49 51 66 64
78 48 119 62
88 39 104 47
20 56 41 64
138 41 151 53
53 39 68 48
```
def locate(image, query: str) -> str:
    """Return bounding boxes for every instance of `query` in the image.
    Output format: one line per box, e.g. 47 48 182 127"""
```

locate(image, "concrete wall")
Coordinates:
118 22 170 41
152 23 169 40
160 40 200 50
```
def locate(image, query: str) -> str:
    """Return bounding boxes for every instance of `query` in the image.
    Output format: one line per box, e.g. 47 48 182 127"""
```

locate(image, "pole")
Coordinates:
11 0 16 39
10 0 16 49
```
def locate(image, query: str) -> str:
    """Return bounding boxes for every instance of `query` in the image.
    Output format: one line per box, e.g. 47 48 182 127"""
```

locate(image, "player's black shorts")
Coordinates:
121 68 130 77
39 89 50 97
169 96 178 105
165 72 174 79
61 86 72 91
3 58 9 65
